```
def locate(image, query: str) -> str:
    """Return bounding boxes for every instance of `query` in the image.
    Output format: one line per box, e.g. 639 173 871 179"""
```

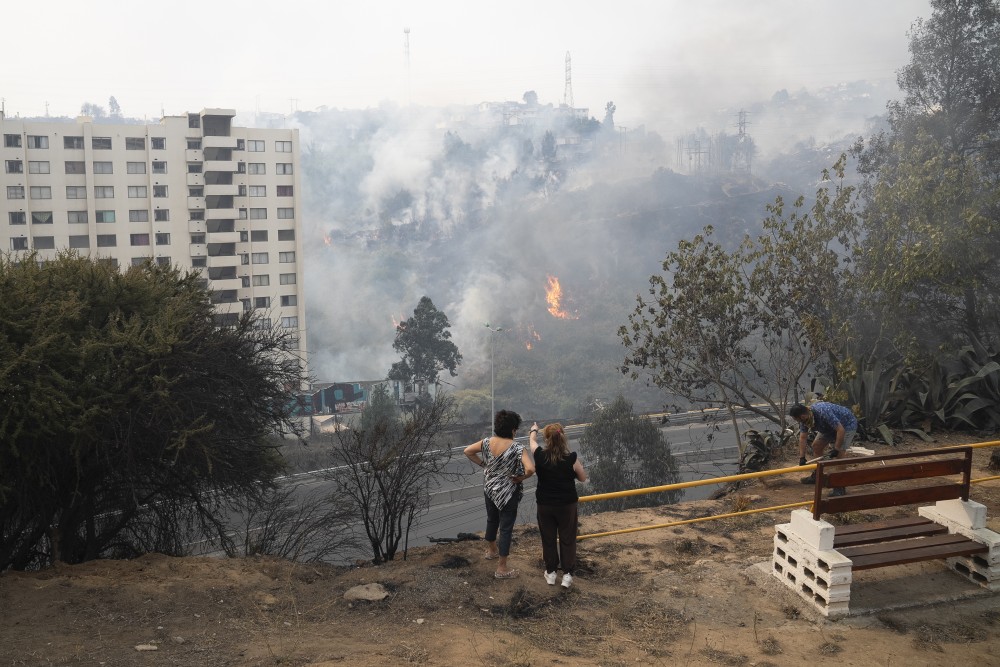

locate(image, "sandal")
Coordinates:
494 569 518 579
483 551 498 560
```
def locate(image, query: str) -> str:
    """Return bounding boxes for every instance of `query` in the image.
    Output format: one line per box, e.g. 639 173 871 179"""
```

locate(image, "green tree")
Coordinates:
388 296 462 386
0 253 305 570
578 396 680 512
328 387 457 563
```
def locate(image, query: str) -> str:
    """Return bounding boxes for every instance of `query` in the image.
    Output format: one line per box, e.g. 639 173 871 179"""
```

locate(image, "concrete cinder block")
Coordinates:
789 509 836 550
919 499 987 530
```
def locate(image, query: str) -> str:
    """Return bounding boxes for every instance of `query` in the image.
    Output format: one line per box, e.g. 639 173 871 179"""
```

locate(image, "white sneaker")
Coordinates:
561 573 573 589
544 571 557 585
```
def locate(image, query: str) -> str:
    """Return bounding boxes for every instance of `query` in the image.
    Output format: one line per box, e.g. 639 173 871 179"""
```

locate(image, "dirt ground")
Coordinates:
2 435 1000 667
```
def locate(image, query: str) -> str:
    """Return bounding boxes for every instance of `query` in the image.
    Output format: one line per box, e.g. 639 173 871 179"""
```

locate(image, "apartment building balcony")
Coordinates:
189 243 207 256
204 207 238 220
188 219 206 234
204 183 239 197
207 231 240 244
206 254 239 269
203 135 239 149
186 173 205 187
185 149 203 162
207 242 236 257
210 289 240 305
203 160 237 173
187 196 205 209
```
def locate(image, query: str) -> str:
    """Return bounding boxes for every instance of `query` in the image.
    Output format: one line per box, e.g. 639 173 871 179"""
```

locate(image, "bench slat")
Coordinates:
834 519 947 547
834 516 935 537
824 457 966 488
840 534 987 570
819 483 966 517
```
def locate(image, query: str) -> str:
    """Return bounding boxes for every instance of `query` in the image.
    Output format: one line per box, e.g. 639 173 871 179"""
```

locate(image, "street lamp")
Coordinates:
484 322 504 420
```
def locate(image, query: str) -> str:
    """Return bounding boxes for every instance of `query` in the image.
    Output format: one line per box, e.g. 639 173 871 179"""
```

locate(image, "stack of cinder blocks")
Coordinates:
772 509 853 618
918 499 1000 591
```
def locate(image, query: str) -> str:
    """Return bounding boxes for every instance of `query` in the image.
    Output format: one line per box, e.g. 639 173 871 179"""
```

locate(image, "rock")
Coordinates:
134 644 158 652
343 583 389 601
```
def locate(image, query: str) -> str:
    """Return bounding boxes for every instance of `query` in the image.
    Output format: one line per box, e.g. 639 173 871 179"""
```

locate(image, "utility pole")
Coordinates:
484 323 504 420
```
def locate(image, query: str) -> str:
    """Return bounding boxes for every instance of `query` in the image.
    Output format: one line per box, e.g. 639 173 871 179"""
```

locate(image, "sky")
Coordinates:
5 0 932 130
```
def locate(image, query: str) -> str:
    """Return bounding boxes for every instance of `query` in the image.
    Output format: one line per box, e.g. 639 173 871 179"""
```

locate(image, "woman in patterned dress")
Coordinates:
464 409 535 578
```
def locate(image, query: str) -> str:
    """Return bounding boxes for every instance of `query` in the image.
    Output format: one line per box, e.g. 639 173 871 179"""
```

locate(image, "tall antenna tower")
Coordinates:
403 27 411 105
563 51 574 108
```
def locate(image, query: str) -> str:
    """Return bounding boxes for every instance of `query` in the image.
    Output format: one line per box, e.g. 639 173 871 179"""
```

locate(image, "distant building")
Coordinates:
0 108 307 366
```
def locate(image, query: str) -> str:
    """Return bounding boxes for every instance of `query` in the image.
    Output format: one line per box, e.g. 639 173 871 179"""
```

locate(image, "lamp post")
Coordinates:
484 323 504 420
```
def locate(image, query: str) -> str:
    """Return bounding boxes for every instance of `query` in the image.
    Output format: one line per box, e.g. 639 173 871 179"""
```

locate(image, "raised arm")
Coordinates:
573 457 587 482
528 422 541 454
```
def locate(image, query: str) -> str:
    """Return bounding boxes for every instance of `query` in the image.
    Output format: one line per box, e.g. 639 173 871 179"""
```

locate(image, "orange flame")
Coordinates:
545 275 578 320
323 234 333 247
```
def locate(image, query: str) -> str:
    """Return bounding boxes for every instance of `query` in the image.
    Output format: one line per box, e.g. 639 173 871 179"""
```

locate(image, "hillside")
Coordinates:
2 435 999 666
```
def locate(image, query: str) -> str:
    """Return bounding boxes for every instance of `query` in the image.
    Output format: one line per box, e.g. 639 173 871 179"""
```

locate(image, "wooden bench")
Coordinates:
814 448 986 569
772 447 1000 617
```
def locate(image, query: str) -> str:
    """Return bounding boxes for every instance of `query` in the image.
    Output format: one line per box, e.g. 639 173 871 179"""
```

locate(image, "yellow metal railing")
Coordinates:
576 440 1000 541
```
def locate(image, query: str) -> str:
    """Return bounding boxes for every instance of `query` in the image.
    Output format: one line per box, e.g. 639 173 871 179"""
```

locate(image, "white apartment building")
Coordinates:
0 108 307 364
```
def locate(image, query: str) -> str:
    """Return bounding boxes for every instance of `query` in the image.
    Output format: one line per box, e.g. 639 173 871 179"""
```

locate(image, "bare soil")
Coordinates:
2 434 999 666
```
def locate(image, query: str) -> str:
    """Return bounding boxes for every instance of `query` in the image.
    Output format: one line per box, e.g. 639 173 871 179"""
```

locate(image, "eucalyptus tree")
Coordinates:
388 296 462 388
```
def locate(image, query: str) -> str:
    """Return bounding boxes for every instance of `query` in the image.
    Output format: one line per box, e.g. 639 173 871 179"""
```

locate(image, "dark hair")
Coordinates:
789 403 809 419
542 423 569 463
493 410 522 439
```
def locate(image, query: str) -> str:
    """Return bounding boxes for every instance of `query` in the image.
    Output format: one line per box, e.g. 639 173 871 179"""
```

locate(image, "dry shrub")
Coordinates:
759 636 782 655
819 641 842 655
700 647 748 665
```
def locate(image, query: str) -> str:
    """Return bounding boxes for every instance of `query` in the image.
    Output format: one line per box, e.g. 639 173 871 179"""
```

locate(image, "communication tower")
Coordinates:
563 52 574 108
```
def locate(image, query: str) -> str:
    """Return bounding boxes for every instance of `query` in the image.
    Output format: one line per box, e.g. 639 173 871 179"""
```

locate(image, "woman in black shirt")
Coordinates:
528 421 587 588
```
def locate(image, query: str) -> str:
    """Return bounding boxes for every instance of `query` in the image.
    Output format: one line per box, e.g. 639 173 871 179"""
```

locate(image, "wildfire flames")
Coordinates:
525 328 542 350
545 275 578 320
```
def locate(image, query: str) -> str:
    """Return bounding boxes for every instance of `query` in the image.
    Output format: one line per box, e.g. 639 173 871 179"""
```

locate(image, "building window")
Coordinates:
129 210 149 222
279 273 296 285
94 186 114 198
151 161 167 174
151 137 166 150
9 212 26 225
7 186 25 199
249 208 267 220
189 210 204 220
30 186 52 199
191 256 207 267
28 161 50 174
189 186 203 197
31 211 53 224
251 230 268 242
96 210 116 223
255 318 272 329
5 160 23 174
277 229 295 241
153 185 168 198
65 161 86 174
69 235 90 249
126 137 145 150
92 137 112 150
92 161 113 174
187 163 202 174
240 276 250 288
236 139 245 151
281 316 298 328
66 186 87 199
251 252 268 264
249 185 266 197
280 295 297 307
187 138 202 149
190 233 205 244
154 210 170 222
276 163 293 175
252 274 269 286
27 136 49 149
239 230 248 242
254 296 270 308
32 236 56 250
188 113 201 129
126 161 146 174
276 185 293 196
238 208 248 220
128 186 147 198
277 207 294 219
64 136 84 149
241 298 251 312
237 185 246 196
156 256 170 267
130 257 149 267
155 233 170 245
247 140 265 152
279 251 295 263
130 233 150 246
68 211 88 224
275 141 292 153
248 162 265 174
4 134 22 148
10 237 28 251
96 234 117 247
